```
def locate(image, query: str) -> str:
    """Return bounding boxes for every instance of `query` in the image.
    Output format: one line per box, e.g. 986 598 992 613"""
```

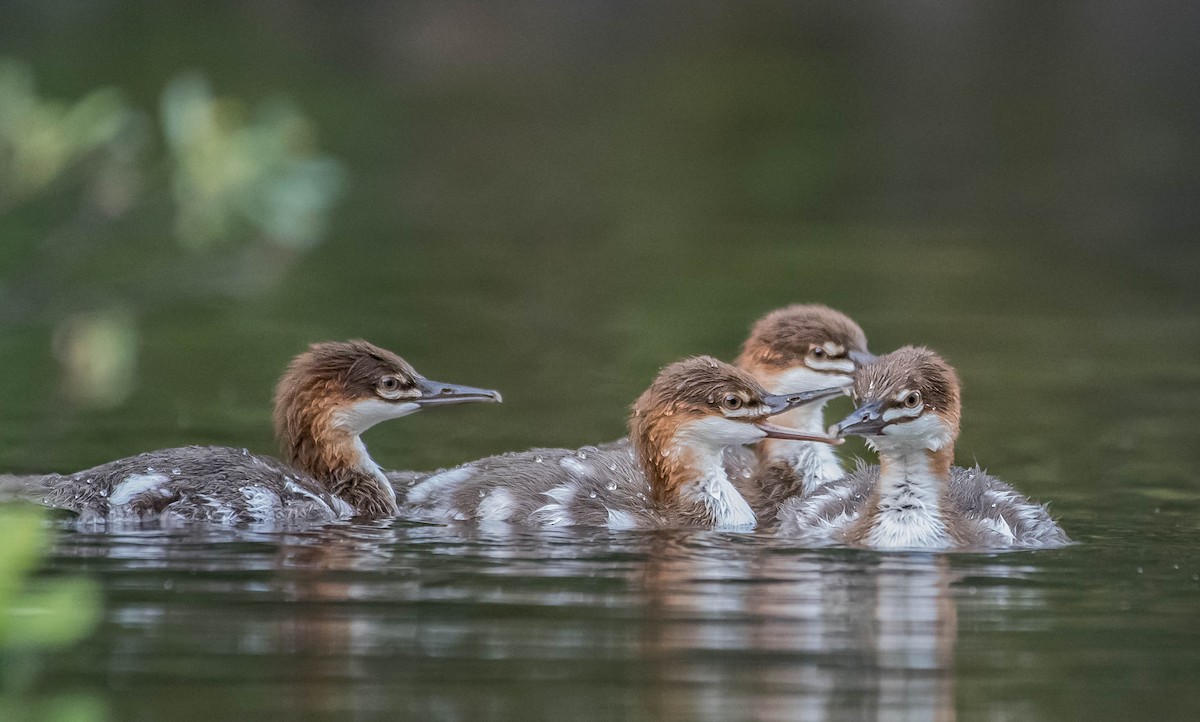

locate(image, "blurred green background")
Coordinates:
0 3 1198 720
1 0 1196 481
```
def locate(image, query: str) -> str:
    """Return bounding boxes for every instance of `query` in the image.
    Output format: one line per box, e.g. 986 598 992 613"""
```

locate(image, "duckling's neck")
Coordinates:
285 418 398 519
864 446 954 549
685 443 757 529
758 400 844 492
641 427 757 530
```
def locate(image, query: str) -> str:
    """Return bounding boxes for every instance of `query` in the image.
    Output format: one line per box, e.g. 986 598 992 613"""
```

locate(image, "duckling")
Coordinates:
778 347 1070 550
570 304 876 522
23 340 500 525
398 356 843 530
731 304 876 516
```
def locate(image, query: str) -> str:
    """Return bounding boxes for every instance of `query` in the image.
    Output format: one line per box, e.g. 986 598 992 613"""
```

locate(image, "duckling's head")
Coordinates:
629 356 843 501
832 346 961 454
274 340 501 475
736 304 875 397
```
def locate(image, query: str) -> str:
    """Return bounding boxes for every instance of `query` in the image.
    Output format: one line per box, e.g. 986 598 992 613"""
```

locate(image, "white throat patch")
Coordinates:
332 399 420 436
867 454 951 549
670 420 758 529
766 366 854 396
872 413 955 454
759 370 849 486
674 416 766 450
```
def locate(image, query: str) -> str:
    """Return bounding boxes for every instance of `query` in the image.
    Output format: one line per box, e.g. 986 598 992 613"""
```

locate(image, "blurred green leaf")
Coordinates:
2 577 100 650
0 504 104 721
0 58 133 201
162 72 347 251
0 505 48 598
0 695 108 722
0 505 99 650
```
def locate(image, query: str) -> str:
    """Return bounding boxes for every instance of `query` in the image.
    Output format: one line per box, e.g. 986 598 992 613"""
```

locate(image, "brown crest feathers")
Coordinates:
854 346 962 427
272 340 415 477
737 304 869 370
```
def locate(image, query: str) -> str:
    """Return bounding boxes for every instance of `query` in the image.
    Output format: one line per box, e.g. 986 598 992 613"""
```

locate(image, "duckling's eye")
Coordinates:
722 394 743 411
903 391 922 409
378 376 401 393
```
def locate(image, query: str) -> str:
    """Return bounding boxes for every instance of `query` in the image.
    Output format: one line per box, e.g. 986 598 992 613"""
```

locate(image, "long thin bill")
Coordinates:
416 378 503 406
755 421 844 445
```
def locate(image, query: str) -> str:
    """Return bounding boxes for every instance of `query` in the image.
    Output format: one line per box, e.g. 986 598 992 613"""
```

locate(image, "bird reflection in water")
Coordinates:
638 537 961 722
41 523 1044 720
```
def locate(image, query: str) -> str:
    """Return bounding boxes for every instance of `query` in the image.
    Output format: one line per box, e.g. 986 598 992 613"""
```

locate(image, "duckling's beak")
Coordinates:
756 387 846 445
849 349 877 367
832 400 887 437
414 378 503 407
755 420 844 445
762 386 846 415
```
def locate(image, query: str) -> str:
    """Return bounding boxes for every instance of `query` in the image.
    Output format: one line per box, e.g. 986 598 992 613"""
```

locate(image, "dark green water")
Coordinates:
2 3 1199 720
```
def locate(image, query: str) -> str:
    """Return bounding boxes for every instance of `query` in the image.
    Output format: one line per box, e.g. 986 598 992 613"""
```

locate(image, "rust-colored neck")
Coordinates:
275 384 398 519
632 412 694 505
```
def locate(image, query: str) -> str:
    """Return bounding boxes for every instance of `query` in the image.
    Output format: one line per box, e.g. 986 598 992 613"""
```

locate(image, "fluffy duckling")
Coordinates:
399 356 843 530
778 347 1069 550
23 340 500 525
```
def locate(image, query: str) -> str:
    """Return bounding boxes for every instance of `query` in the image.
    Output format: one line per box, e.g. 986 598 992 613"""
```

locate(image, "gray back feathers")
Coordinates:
23 446 349 528
778 462 1070 549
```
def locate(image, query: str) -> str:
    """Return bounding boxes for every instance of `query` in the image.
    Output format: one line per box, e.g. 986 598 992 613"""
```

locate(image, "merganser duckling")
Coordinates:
731 304 876 514
572 305 876 518
778 347 1070 549
23 340 500 525
398 356 844 530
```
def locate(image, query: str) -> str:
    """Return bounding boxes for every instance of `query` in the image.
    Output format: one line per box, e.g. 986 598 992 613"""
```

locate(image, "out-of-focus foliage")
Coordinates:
163 73 346 251
0 61 131 204
0 58 347 410
0 507 97 650
51 308 138 410
0 504 104 722
0 58 346 252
